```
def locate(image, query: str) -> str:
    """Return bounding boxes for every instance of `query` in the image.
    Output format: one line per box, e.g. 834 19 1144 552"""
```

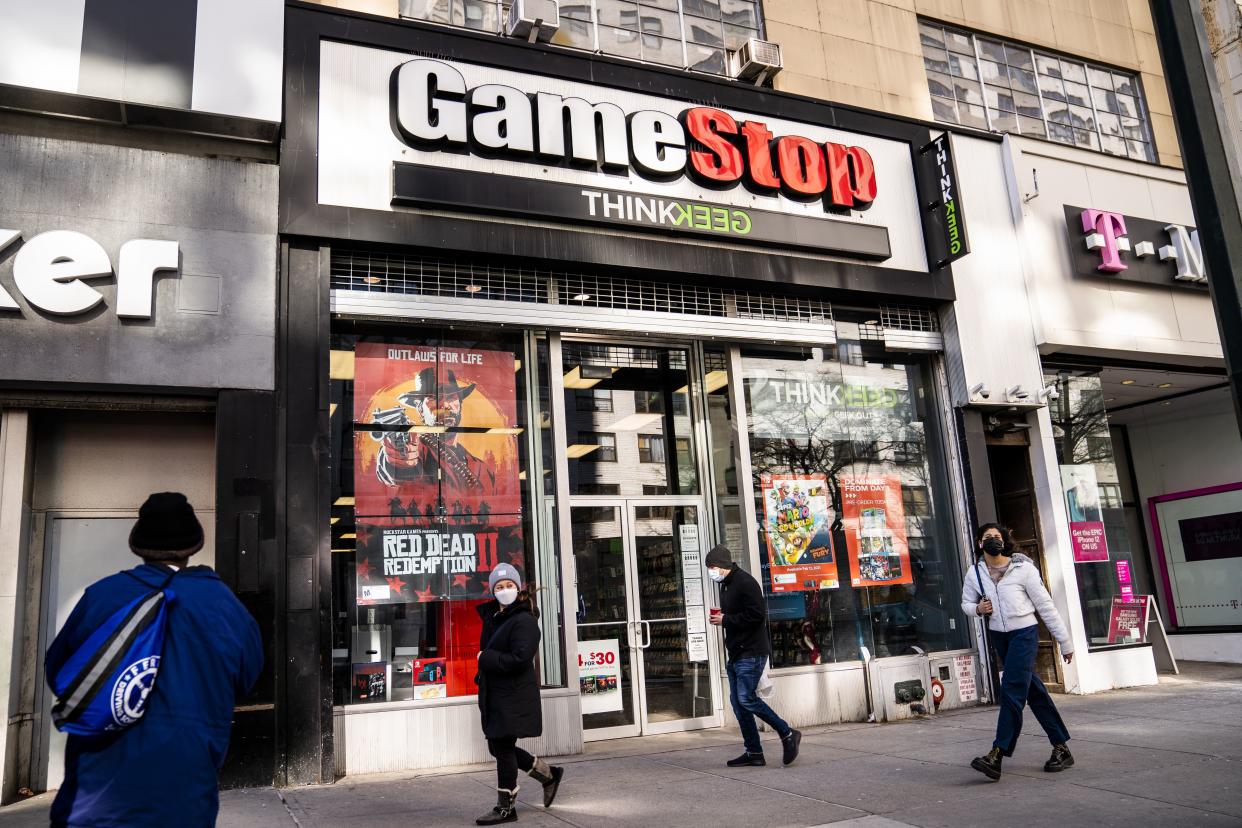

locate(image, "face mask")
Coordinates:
982 537 1005 556
707 568 726 583
495 587 519 606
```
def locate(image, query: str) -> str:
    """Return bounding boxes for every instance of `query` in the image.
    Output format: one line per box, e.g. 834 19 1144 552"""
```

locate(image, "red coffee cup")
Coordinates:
710 608 722 622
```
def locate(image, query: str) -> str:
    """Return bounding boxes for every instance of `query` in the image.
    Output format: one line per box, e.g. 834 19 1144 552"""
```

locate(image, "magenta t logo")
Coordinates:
1081 209 1128 272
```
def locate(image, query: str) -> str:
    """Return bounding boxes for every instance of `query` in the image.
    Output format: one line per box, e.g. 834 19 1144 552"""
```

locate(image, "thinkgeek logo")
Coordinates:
392 59 878 213
1079 208 1206 283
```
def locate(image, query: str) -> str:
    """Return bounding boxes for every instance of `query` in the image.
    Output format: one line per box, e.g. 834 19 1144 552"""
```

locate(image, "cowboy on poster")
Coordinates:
760 473 839 592
841 476 913 587
352 342 521 519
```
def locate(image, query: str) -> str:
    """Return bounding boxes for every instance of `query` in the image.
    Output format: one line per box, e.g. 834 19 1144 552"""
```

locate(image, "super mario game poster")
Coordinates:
760 473 839 592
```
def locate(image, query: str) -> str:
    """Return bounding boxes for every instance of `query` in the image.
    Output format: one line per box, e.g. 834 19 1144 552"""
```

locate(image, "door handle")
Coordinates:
639 619 652 649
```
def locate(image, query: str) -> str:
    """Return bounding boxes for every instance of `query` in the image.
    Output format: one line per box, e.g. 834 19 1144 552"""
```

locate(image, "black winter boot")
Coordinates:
726 751 765 767
1044 743 1074 772
527 757 564 807
781 729 802 766
475 788 519 825
970 747 1003 781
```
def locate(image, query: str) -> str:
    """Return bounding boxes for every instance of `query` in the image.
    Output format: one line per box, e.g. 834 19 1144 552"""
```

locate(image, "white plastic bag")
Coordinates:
757 665 775 700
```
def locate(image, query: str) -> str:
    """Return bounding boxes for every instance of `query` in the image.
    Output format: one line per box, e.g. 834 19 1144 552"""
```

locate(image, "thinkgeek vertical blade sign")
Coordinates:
918 133 969 269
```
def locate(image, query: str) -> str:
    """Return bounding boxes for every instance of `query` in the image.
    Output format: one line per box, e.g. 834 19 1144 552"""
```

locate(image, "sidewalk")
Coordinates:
5 662 1241 827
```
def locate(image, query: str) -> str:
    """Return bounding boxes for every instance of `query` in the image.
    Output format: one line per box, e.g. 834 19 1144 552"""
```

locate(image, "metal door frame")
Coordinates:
571 496 721 740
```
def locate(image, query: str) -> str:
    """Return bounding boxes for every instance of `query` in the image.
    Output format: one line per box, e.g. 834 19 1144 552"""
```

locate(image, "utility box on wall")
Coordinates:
868 655 933 722
928 651 985 711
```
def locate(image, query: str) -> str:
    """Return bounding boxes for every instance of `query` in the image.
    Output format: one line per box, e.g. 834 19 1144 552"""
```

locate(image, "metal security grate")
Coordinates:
331 251 548 303
331 250 833 326
881 305 940 333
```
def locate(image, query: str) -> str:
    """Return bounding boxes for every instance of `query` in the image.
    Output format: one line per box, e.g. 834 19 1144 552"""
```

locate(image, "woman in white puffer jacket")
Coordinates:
961 524 1075 781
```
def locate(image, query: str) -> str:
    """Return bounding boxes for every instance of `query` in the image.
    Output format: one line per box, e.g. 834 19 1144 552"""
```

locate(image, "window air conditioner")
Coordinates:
506 0 560 42
730 38 783 84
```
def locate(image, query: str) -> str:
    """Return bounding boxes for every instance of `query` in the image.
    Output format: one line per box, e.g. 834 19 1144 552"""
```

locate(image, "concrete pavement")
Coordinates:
4 662 1240 827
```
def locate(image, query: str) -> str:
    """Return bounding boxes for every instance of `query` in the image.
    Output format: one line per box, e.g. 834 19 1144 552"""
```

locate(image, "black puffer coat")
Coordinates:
476 597 542 739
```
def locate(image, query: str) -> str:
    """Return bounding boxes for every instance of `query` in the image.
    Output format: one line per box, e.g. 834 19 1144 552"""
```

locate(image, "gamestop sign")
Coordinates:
317 43 929 269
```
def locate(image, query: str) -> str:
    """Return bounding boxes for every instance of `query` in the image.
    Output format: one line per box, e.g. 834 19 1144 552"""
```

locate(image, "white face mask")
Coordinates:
707 568 727 583
495 587 519 606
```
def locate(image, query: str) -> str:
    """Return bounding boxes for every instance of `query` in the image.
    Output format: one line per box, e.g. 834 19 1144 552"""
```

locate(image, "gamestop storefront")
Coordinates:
281 4 982 778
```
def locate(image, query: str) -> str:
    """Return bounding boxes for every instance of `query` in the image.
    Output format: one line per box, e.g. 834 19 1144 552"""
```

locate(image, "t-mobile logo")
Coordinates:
1081 209 1130 272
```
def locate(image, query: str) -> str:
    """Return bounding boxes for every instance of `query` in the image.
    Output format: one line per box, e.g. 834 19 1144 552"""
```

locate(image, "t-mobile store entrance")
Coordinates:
284 5 982 778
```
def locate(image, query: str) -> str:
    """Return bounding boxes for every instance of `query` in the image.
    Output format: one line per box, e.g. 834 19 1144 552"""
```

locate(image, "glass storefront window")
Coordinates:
741 332 967 666
1046 369 1149 648
562 343 700 497
329 323 563 704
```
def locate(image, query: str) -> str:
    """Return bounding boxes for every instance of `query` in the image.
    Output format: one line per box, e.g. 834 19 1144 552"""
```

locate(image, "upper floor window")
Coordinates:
919 20 1155 163
401 0 762 77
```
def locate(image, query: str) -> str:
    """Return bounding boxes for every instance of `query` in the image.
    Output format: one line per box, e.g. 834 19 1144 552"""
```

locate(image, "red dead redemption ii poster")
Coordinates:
352 343 524 604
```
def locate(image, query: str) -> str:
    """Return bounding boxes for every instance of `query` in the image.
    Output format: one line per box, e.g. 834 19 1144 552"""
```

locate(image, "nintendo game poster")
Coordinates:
353 342 522 519
352 343 524 604
840 476 914 587
760 473 839 592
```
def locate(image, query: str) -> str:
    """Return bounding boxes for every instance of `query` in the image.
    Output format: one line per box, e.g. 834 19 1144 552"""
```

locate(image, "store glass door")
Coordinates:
573 498 718 740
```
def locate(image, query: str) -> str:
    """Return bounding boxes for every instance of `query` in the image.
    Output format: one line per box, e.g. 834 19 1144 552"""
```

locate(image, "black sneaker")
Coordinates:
780 729 802 766
726 752 765 767
970 747 1003 781
1044 743 1074 772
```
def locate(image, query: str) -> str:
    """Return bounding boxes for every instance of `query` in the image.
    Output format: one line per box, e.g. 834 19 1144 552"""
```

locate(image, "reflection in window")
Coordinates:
401 0 762 76
920 19 1155 162
562 343 699 496
1045 368 1149 648
742 339 967 666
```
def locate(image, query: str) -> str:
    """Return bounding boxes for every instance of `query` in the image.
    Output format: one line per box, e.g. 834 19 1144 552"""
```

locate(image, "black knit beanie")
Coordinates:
129 492 204 560
704 544 734 569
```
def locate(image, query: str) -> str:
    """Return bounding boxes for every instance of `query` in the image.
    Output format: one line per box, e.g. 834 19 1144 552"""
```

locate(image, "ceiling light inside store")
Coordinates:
1161 401 1172 406
331 517 340 525
1104 397 1116 402
465 284 483 293
330 350 355 380
335 497 355 506
563 365 615 389
487 427 524 434
339 533 357 540
1120 379 1136 385
675 371 729 396
572 293 591 301
566 444 600 458
363 275 381 284
1157 383 1173 388
607 413 663 432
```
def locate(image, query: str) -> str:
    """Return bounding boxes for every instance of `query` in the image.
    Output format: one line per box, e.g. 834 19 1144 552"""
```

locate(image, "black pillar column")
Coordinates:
1149 0 1242 439
279 241 335 784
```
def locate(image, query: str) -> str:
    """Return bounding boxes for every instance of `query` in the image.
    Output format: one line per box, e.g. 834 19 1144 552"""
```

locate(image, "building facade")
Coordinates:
1 0 1238 797
0 0 285 801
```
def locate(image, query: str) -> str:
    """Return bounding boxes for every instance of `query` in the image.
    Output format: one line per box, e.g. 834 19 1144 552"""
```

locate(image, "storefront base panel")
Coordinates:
333 692 583 777
1169 634 1242 664
746 666 870 730
1076 648 1158 694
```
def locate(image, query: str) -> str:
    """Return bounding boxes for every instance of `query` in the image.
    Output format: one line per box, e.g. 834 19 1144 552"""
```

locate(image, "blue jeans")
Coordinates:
726 656 791 754
990 625 1070 756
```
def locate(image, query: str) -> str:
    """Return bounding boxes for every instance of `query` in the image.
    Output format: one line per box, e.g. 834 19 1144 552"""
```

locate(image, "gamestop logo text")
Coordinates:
393 59 878 212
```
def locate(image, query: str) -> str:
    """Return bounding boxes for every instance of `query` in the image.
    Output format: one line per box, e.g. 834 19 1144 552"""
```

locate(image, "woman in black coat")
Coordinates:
474 563 564 825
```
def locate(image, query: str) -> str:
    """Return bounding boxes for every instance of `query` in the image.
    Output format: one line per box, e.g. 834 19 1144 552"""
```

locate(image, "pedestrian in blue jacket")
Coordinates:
45 492 264 827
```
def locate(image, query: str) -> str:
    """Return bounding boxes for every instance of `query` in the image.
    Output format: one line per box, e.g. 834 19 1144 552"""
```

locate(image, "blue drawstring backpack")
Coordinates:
49 571 176 736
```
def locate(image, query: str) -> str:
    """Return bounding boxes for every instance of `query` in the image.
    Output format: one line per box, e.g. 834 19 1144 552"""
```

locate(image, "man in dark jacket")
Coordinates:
706 544 801 767
45 492 264 827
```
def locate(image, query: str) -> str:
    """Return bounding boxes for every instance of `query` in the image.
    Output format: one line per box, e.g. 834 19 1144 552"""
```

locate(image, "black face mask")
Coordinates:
982 537 1006 556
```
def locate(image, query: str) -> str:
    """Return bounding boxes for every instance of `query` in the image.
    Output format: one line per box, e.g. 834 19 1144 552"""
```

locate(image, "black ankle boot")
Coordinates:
726 751 765 767
475 788 518 825
527 758 564 807
1044 743 1074 772
970 747 1003 780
